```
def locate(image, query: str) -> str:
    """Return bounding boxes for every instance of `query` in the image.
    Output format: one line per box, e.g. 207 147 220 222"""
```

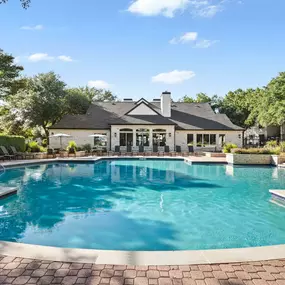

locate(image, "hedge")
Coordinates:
0 134 26 152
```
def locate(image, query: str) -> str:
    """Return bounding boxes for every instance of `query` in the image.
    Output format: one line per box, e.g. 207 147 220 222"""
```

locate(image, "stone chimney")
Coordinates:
160 91 171 117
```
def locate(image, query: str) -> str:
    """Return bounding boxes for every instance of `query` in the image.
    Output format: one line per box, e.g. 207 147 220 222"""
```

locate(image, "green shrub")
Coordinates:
27 141 46 153
231 147 280 155
41 138 47 147
82 144 91 153
280 142 285 152
66 141 77 154
0 134 25 152
266 140 278 148
223 143 238 153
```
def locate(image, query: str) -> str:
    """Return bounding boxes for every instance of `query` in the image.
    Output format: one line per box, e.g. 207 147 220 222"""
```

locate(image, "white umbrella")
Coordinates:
88 134 106 138
50 133 71 149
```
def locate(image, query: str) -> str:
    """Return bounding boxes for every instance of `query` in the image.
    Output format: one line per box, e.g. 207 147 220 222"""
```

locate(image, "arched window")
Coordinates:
136 129 150 146
153 129 167 147
119 129 133 146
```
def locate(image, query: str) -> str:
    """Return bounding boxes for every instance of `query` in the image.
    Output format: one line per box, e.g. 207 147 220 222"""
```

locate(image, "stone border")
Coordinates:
1 241 285 265
1 157 285 265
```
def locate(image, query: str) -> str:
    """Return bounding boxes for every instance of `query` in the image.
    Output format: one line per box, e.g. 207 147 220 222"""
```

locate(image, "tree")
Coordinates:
2 72 67 138
71 86 117 102
180 93 222 112
0 0 30 8
219 88 259 128
0 49 24 97
65 88 91 115
256 72 285 127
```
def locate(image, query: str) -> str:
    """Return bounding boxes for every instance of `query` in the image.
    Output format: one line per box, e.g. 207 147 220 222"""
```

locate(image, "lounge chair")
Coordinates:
10 146 35 159
0 146 16 160
47 148 56 158
175 145 182 156
126 145 133 156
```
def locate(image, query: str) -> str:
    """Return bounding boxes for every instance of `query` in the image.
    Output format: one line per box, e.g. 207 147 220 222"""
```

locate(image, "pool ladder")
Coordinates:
0 164 5 177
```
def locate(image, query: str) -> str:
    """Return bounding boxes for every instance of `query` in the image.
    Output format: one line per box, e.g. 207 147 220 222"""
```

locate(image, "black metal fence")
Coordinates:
243 135 285 148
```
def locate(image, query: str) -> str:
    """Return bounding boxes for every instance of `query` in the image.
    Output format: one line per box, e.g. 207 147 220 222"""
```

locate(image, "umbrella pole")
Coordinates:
60 137 62 150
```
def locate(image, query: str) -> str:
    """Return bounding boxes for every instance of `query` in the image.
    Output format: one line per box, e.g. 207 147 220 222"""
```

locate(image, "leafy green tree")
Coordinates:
219 88 260 128
0 0 30 8
65 88 91 115
256 72 285 127
0 49 24 97
2 72 66 138
71 86 117 102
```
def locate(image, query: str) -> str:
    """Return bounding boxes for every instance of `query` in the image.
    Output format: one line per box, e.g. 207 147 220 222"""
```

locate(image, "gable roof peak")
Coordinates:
136 98 149 105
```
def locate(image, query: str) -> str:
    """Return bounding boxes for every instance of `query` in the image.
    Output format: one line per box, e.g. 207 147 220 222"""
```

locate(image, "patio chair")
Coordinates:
175 145 182 156
164 145 170 156
114 145 121 156
47 148 56 158
126 145 133 156
0 146 16 160
152 145 158 156
138 145 145 156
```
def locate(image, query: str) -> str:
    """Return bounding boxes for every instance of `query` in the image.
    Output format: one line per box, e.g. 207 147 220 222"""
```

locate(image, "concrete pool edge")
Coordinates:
1 241 285 265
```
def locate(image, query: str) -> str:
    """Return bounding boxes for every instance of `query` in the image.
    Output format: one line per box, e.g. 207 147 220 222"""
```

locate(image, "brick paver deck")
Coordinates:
0 256 285 285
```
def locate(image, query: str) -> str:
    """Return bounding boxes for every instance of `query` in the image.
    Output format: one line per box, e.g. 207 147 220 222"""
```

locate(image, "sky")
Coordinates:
1 0 285 101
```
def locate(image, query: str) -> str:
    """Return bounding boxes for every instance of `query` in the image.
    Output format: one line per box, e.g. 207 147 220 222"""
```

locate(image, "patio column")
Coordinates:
216 134 220 149
193 133 197 147
149 129 153 149
133 130 136 148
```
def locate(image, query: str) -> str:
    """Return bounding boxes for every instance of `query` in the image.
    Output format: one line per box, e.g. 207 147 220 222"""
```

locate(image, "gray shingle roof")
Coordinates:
50 101 243 131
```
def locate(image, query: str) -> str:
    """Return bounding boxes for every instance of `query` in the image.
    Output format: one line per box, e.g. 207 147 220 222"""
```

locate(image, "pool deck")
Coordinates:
0 254 284 285
1 156 285 284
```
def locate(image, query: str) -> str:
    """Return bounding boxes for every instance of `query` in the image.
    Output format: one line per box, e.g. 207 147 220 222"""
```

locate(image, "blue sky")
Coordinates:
1 0 285 101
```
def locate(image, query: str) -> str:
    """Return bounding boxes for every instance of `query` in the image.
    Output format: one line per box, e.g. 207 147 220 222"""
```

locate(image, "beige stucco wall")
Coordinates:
111 125 175 151
49 129 110 149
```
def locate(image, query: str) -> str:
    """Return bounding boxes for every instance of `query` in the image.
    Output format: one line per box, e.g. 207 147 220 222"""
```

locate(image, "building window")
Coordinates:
153 129 166 146
197 134 203 147
210 134 216 146
136 129 150 146
119 128 133 146
93 134 107 147
187 134 194 146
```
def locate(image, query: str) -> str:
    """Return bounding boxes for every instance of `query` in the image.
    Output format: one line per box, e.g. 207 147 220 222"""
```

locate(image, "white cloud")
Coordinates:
193 4 222 17
128 0 190 18
194 39 219 48
88 80 111 89
170 32 198 44
28 53 54 62
152 70 195 84
14 57 20 64
58 55 73 62
20 25 43 30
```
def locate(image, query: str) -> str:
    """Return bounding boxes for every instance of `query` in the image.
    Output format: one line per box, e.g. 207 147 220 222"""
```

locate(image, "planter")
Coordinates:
226 153 272 165
271 155 285 166
76 151 86 157
34 153 47 159
204 152 226 158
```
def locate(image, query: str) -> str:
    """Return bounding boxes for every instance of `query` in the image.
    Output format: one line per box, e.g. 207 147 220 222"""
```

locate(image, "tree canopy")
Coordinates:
0 0 30 8
0 49 24 97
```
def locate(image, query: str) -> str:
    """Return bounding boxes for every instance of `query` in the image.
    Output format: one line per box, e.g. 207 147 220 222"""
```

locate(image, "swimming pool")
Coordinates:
0 159 285 251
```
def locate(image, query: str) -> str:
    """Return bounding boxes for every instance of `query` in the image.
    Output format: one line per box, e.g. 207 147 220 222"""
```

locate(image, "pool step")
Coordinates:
269 190 285 207
0 186 18 199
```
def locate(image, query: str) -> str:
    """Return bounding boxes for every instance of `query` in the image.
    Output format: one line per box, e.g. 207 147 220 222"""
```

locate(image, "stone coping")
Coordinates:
1 157 285 266
1 241 285 265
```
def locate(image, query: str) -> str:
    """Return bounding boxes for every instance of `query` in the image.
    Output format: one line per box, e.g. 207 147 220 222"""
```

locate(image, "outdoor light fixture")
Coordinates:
169 133 172 137
114 133 117 138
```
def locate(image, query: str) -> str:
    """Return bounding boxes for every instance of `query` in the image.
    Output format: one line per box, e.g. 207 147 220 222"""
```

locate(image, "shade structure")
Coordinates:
50 133 71 149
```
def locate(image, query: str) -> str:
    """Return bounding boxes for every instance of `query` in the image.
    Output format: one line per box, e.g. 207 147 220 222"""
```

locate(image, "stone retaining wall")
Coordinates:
226 153 272 165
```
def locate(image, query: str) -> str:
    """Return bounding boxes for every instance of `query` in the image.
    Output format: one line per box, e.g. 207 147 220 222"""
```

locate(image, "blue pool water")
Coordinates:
1 159 285 251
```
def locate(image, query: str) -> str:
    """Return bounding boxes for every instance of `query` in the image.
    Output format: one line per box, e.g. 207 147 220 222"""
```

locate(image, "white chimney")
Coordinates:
160 91 171 117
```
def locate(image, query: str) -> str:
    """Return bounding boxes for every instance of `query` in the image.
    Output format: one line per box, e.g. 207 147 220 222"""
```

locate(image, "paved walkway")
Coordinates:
0 255 285 285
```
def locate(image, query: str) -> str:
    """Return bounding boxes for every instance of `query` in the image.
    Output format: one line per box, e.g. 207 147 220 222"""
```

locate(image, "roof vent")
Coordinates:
153 99 161 102
123 98 133 102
